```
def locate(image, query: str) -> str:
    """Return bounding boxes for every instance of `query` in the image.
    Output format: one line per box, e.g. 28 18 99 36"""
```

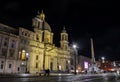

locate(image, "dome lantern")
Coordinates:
40 10 45 21
62 26 67 33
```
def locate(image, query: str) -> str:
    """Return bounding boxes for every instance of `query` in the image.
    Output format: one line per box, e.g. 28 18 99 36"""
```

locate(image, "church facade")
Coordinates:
0 11 71 74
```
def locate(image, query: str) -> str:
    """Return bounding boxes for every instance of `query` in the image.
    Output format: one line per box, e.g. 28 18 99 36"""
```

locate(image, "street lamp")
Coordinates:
68 60 70 73
73 44 77 75
101 57 105 63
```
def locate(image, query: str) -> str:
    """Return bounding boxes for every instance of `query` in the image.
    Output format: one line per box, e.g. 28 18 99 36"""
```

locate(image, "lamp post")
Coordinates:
101 57 105 63
68 60 70 73
26 53 29 73
73 44 77 75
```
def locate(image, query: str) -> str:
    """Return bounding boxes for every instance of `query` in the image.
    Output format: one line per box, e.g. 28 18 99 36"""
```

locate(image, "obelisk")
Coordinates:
90 38 96 63
88 38 100 73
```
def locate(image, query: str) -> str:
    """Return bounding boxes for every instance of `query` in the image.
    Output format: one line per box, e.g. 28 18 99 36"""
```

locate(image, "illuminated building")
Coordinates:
78 55 92 73
70 47 92 73
99 60 113 72
0 11 71 73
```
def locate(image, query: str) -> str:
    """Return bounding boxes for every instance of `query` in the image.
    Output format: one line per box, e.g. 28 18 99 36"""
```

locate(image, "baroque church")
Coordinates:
0 11 71 73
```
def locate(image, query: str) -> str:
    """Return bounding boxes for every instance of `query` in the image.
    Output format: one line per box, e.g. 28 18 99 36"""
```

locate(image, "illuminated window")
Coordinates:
21 50 26 60
84 61 88 69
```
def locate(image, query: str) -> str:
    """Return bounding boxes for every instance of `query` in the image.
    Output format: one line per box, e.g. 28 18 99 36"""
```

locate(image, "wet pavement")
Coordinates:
0 73 120 82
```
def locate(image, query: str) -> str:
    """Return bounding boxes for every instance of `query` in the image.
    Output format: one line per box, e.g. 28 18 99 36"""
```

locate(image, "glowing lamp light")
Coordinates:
21 62 24 65
59 65 61 70
73 45 77 49
101 57 105 60
26 53 29 57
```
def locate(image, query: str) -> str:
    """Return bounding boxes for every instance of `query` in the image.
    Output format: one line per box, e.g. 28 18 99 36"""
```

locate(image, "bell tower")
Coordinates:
60 27 69 50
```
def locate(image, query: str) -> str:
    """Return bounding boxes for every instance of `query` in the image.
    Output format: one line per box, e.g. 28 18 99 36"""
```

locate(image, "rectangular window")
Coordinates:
4 38 8 47
9 49 14 57
9 64 12 68
1 61 4 63
18 67 19 71
2 48 7 56
36 62 38 68
11 40 15 48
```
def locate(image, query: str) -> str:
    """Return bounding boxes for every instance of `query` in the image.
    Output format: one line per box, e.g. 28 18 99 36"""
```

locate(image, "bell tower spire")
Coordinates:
60 26 69 50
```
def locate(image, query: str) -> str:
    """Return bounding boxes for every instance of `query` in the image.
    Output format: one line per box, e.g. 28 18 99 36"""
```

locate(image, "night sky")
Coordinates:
0 0 120 61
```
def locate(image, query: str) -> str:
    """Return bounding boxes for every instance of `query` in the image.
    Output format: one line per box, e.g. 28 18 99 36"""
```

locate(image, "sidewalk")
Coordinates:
0 73 74 78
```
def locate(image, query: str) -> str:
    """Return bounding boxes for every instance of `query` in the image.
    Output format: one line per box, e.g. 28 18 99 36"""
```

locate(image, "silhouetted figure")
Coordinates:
44 69 50 76
47 69 50 76
85 70 87 74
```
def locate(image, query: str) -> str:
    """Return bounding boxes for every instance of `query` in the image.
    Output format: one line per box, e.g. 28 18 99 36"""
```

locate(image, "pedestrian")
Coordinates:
47 69 50 76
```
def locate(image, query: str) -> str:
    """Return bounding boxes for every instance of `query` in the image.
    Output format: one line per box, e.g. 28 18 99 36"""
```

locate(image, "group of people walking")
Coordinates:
39 69 50 76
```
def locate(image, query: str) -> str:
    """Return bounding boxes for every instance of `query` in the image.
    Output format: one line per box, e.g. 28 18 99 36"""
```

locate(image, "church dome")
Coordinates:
36 10 51 32
43 22 51 32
